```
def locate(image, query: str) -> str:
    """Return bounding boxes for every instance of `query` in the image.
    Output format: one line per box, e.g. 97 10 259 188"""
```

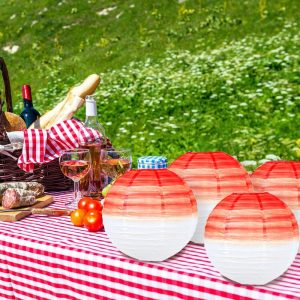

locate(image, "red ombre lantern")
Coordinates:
204 192 299 285
169 152 252 244
103 169 198 261
252 161 300 251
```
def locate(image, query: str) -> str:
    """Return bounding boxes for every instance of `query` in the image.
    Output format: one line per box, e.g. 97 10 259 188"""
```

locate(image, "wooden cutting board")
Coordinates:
0 194 53 222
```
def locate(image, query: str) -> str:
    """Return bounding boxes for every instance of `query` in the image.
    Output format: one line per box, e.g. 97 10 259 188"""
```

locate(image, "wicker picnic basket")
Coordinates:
0 57 72 191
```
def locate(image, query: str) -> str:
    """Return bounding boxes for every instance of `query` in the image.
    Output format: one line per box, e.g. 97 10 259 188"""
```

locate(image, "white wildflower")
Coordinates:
10 14 16 20
3 45 19 54
116 12 123 19
258 159 270 165
38 7 48 15
265 154 281 161
241 160 257 167
97 6 117 16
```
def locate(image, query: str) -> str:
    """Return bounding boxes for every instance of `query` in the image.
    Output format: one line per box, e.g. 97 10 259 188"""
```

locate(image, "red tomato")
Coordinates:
83 210 103 232
70 209 87 227
86 199 103 212
78 197 94 210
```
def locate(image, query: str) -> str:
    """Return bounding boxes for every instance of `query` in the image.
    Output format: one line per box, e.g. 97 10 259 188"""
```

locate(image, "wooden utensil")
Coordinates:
0 208 72 216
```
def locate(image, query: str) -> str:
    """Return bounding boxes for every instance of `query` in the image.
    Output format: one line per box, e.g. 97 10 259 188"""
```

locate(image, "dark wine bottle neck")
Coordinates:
23 99 33 108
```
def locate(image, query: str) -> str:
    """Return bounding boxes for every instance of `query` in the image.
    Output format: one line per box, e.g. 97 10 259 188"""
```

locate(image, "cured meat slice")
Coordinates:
2 188 36 209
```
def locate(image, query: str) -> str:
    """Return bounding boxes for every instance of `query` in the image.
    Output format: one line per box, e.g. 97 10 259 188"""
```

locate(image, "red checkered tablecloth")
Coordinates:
0 192 299 300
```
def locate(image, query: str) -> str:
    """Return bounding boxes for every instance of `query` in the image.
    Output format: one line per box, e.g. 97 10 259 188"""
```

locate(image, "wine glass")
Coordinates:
100 149 132 181
59 149 91 209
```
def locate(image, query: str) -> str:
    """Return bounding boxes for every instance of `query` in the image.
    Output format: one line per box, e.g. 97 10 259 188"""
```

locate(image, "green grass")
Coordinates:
0 0 300 168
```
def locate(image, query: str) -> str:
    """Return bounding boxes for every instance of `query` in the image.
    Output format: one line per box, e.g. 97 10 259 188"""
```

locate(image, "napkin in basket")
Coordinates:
18 119 111 172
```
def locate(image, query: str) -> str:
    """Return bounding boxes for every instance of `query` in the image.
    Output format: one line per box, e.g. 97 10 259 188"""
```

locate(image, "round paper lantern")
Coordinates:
204 192 299 285
103 169 198 261
169 152 253 244
252 161 300 251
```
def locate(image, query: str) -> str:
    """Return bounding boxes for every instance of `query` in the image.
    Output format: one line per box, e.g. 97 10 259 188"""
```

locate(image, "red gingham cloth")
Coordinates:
17 119 110 172
0 191 299 300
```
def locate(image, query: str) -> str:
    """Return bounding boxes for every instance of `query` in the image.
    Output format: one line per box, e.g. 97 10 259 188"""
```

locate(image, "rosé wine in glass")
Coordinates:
59 149 91 209
60 160 90 181
100 149 132 181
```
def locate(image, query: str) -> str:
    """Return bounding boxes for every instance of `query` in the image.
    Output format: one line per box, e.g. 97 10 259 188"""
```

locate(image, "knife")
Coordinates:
0 208 73 216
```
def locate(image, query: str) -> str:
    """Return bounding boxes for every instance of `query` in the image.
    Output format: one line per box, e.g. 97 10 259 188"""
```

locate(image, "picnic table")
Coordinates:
0 191 299 300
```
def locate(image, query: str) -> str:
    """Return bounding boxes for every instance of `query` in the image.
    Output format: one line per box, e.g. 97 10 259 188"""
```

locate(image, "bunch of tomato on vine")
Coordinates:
71 197 103 232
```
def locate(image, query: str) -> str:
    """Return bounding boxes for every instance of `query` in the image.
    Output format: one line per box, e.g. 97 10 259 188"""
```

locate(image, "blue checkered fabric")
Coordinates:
138 156 168 169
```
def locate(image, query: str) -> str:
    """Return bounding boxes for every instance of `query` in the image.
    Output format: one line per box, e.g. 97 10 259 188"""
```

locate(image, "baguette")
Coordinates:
29 74 101 129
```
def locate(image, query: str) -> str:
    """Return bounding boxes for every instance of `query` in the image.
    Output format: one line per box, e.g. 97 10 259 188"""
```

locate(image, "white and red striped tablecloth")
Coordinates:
0 192 299 300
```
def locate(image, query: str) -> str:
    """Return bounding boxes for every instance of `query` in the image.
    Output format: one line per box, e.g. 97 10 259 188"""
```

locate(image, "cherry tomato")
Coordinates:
78 197 94 210
70 209 87 226
86 199 103 212
83 210 103 232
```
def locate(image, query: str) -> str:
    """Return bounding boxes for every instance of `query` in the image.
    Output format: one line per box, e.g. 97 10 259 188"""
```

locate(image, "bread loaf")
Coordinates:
29 74 101 129
2 112 26 132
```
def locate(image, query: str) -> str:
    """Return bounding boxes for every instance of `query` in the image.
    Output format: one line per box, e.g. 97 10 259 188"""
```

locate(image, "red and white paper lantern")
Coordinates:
169 152 252 244
252 161 300 251
204 192 299 285
103 169 198 261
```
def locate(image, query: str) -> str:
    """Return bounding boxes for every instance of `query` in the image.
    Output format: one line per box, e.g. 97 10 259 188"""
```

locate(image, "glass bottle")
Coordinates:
20 85 40 128
78 95 108 199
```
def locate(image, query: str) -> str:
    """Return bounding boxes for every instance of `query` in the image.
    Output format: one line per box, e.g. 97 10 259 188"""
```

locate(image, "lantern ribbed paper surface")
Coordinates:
169 152 253 244
251 161 300 252
103 169 198 261
138 156 168 169
204 192 300 285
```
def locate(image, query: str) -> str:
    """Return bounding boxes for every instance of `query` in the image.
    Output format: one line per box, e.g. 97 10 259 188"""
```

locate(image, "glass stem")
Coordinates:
74 180 80 208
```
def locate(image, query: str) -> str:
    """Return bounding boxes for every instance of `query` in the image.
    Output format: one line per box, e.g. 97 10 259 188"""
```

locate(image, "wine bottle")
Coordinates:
20 85 40 128
79 95 108 198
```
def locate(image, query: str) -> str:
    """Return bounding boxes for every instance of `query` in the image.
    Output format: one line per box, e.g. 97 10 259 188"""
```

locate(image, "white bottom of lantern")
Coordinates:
293 210 300 253
191 200 216 244
204 238 299 285
104 215 198 261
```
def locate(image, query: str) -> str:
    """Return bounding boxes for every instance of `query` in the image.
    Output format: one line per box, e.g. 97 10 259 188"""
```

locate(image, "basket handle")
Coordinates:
0 57 13 113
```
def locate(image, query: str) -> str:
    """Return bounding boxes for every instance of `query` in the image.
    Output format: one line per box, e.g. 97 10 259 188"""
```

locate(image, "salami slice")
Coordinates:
0 182 44 199
2 188 37 209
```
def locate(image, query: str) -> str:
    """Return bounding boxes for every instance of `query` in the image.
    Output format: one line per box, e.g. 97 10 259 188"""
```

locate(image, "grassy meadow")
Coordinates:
0 0 299 168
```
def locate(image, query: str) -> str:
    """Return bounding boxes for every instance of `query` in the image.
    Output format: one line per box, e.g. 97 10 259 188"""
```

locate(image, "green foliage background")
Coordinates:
0 0 299 167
